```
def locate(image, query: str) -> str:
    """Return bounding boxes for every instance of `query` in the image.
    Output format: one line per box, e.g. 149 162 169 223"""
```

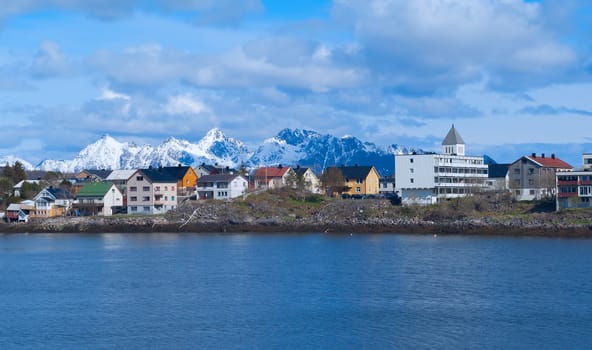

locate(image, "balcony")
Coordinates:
557 180 578 186
558 193 578 198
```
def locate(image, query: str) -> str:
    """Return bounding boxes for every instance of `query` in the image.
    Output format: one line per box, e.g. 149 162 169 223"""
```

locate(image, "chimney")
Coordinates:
551 154 555 159
542 153 545 158
531 153 536 158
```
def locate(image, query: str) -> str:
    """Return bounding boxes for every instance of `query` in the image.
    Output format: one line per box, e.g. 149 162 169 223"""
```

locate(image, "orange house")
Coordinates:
159 165 198 196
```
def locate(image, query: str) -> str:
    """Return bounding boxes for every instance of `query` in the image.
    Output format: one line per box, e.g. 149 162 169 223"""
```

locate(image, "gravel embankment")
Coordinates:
2 198 592 237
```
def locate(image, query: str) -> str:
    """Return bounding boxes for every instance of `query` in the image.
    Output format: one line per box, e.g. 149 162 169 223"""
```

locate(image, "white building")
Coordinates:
74 181 123 216
126 168 178 215
197 174 248 200
395 125 488 205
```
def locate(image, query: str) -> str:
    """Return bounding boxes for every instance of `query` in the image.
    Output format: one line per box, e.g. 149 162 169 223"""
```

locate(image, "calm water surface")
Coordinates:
1 232 591 349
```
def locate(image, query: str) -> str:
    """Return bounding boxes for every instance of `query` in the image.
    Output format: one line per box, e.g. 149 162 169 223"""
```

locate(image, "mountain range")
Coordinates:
1 128 423 176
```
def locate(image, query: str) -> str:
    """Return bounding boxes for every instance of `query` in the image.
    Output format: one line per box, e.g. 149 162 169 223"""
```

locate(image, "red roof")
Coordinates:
254 166 291 178
527 156 572 169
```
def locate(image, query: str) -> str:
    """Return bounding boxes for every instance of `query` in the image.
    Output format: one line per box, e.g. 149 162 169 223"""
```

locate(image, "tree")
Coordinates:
320 167 346 197
0 177 14 208
20 181 44 200
12 161 26 183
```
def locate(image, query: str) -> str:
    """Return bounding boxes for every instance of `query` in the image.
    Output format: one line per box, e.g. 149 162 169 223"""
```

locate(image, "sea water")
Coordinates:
1 233 591 349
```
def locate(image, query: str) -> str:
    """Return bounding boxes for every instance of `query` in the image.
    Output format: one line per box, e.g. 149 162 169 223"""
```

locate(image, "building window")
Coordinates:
171 196 175 201
410 178 414 183
528 168 535 175
410 168 414 173
130 196 137 201
142 186 150 191
529 190 535 195
356 187 361 193
130 186 137 192
142 196 150 202
410 158 414 163
155 186 160 191
143 206 150 211
136 176 143 181
130 206 137 212
172 186 175 191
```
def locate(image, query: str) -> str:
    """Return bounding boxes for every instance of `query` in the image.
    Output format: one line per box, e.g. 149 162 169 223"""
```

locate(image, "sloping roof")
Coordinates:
488 164 510 178
442 124 465 145
13 180 41 189
76 181 114 197
198 174 244 183
159 166 193 179
25 170 49 180
526 155 572 169
254 166 291 178
294 167 311 176
197 164 236 175
338 165 377 179
7 203 22 211
46 187 74 199
140 168 179 183
84 169 113 179
106 169 136 181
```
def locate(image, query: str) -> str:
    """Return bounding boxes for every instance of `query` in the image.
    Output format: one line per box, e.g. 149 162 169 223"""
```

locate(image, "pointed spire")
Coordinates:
442 124 465 146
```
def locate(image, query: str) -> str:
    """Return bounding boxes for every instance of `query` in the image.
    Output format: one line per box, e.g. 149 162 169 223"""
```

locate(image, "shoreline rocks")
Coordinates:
1 215 592 237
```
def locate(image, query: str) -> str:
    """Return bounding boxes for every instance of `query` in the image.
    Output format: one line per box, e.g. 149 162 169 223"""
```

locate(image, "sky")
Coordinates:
1 0 592 167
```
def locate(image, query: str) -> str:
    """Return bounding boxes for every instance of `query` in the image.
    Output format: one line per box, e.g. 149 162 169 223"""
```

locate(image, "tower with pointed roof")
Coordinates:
395 125 487 205
442 124 465 156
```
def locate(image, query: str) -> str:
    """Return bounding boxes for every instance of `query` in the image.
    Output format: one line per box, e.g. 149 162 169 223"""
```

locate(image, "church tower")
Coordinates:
442 124 465 156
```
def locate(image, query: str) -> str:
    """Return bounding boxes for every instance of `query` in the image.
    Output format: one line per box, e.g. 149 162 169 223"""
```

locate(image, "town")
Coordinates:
1 125 591 224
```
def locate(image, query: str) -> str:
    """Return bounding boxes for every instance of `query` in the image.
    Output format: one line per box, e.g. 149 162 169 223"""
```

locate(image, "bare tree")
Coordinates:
320 167 346 197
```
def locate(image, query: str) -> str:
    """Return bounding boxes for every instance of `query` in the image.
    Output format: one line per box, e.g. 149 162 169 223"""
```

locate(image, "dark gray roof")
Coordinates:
294 167 310 176
330 165 377 179
442 124 465 145
198 174 243 183
25 170 48 180
158 166 192 179
85 169 112 180
139 168 179 183
488 164 510 178
46 187 74 199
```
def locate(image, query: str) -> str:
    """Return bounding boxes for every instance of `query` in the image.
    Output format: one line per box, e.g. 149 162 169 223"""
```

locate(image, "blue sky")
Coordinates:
1 0 592 167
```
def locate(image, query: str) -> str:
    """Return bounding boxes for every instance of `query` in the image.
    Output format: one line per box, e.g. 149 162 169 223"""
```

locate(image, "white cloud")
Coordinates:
164 94 210 115
333 0 581 91
98 88 130 101
30 40 73 78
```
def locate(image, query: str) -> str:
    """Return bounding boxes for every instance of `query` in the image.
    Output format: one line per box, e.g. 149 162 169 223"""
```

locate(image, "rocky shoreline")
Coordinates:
3 193 592 237
2 208 592 238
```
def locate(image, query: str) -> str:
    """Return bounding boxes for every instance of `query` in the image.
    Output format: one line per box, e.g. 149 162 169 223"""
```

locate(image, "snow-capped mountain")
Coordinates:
21 128 421 175
0 155 34 170
248 128 421 175
35 129 255 173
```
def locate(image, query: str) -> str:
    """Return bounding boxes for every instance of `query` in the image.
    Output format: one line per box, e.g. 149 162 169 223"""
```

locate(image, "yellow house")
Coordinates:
322 165 381 196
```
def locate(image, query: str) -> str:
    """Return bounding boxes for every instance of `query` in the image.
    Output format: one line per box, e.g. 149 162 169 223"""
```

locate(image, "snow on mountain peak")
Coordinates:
18 128 419 175
0 155 34 170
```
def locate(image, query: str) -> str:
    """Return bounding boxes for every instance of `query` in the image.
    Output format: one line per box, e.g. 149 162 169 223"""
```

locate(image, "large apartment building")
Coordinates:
126 168 178 215
395 125 488 205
